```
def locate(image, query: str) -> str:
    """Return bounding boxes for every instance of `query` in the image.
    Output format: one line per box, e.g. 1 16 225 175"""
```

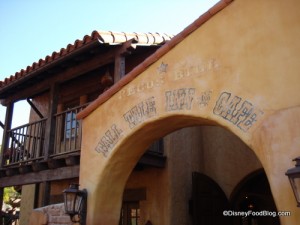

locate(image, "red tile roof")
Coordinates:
77 0 233 119
0 31 173 89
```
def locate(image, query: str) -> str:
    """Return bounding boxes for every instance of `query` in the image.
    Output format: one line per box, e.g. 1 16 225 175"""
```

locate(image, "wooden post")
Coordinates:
0 102 14 167
34 183 40 208
43 84 59 160
114 56 125 82
41 181 51 206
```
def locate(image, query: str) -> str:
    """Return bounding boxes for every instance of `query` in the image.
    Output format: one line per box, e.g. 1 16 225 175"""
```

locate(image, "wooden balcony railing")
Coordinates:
2 103 164 169
52 104 88 157
4 118 47 166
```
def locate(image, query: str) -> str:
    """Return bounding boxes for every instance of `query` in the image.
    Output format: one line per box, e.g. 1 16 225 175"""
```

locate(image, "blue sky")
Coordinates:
0 0 219 142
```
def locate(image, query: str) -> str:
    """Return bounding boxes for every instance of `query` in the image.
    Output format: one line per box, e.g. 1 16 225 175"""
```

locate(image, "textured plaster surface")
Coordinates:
79 0 300 224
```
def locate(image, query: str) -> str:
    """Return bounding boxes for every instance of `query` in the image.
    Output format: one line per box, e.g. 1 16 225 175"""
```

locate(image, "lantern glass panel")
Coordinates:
290 176 300 205
74 193 83 213
64 191 76 214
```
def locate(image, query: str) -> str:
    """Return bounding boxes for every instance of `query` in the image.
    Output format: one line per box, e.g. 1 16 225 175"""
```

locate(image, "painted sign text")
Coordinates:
95 124 123 157
213 92 264 132
123 97 157 129
165 88 195 111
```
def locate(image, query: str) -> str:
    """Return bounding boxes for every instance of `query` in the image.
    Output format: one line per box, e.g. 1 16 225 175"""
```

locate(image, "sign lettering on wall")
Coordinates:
213 92 264 132
95 124 123 157
197 91 212 107
165 88 195 111
123 97 157 129
173 58 220 81
94 59 266 157
118 76 164 99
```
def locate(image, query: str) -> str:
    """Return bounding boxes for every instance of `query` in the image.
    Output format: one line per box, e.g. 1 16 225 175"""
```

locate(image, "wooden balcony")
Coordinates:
4 118 47 167
0 104 165 186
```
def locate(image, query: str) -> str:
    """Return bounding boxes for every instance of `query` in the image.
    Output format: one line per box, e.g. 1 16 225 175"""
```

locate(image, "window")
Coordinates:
65 111 78 139
119 202 140 225
62 99 79 139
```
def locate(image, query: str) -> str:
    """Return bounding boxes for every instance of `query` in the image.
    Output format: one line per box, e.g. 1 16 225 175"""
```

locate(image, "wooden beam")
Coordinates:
42 181 51 206
43 83 59 159
0 103 14 167
0 120 4 129
27 98 44 119
34 183 40 208
0 165 79 187
2 41 136 104
137 153 166 168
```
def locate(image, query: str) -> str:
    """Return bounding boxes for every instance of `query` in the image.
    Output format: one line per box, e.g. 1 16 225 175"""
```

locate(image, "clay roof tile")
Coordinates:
0 30 171 91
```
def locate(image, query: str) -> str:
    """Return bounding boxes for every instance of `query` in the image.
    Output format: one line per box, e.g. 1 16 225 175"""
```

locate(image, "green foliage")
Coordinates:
3 187 20 204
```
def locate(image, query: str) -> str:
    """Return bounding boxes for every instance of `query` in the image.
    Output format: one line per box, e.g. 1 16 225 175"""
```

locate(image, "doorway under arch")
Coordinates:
230 169 280 225
119 125 267 225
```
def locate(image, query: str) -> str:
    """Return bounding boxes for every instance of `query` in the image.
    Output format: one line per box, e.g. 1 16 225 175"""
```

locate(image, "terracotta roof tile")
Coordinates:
0 31 172 89
77 0 234 119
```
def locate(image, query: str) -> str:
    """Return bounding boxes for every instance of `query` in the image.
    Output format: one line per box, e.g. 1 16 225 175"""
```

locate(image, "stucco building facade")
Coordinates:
77 0 300 224
1 0 300 224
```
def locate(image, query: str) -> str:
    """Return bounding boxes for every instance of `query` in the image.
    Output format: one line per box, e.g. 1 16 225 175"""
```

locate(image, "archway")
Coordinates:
78 110 297 224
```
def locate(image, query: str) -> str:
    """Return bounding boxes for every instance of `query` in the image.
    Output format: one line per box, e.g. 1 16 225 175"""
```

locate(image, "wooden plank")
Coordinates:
0 165 79 187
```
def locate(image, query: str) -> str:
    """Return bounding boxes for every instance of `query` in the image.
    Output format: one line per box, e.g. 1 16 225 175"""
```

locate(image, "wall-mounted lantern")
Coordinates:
286 157 300 207
63 184 87 225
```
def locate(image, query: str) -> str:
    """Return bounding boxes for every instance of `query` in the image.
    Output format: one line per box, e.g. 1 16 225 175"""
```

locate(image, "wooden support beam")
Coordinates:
0 165 79 187
47 158 66 169
27 98 44 119
32 162 48 172
42 181 51 206
43 83 59 159
0 120 4 129
137 153 166 168
0 103 14 167
5 167 19 177
19 164 33 174
34 183 40 208
65 155 80 166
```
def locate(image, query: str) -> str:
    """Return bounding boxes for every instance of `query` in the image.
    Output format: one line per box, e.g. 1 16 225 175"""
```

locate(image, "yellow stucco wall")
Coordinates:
79 0 300 224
